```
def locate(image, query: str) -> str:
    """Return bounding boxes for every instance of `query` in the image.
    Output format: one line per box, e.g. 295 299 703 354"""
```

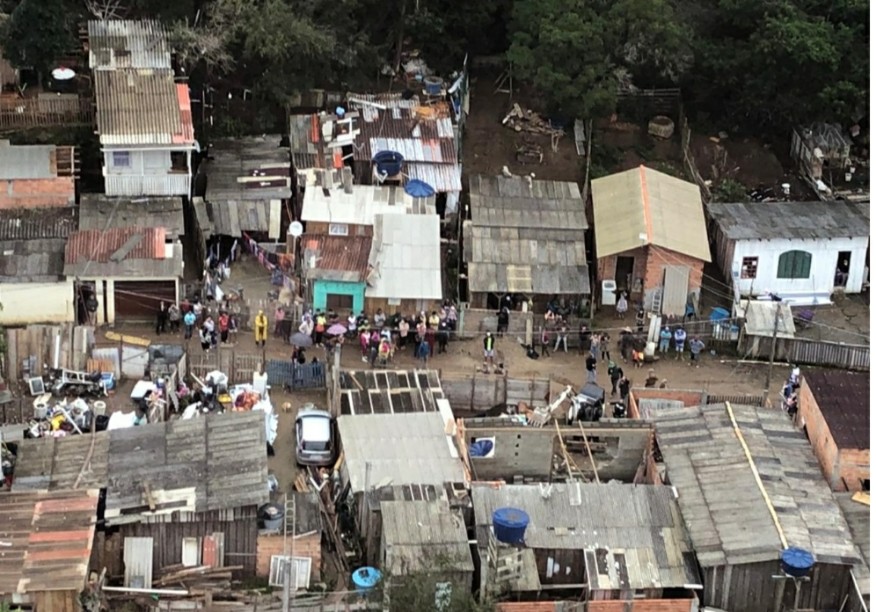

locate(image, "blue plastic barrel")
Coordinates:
101 372 116 391
404 179 436 198
493 507 529 544
372 151 404 177
781 547 815 578
423 76 444 95
710 307 730 323
352 566 382 593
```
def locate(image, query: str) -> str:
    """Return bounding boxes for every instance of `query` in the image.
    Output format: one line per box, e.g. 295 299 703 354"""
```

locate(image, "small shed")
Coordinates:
653 403 861 612
63 226 184 324
797 369 869 491
835 493 870 612
470 482 700 607
464 174 590 311
0 141 76 208
381 499 473 593
592 166 710 315
706 200 870 304
12 412 269 579
301 234 372 314
198 136 291 240
0 489 99 611
364 213 443 314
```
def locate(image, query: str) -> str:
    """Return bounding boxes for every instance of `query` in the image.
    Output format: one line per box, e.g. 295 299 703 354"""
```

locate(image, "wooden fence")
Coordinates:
441 375 552 412
679 107 712 203
188 349 326 390
0 94 93 130
739 334 869 372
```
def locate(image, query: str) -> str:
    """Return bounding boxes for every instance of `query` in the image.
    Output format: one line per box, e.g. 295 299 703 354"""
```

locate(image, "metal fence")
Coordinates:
187 349 326 390
265 360 326 390
0 95 93 130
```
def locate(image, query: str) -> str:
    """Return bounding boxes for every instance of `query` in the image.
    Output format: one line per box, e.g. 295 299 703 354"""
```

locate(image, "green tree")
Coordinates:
507 0 691 119
0 0 76 75
684 0 869 131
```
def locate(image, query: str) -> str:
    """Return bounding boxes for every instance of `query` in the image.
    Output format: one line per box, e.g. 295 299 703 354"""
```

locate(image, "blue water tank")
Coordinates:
352 566 382 593
404 179 436 198
372 151 404 177
493 507 529 544
781 547 815 578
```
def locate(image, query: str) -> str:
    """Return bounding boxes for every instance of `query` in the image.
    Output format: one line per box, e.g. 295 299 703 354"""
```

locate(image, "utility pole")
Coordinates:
765 301 782 392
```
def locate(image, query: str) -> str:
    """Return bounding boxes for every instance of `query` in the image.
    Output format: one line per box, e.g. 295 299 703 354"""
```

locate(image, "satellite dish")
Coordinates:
288 221 304 237
51 67 76 81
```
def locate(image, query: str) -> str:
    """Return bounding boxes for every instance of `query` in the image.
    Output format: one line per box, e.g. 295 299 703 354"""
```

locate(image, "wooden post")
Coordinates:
765 302 782 392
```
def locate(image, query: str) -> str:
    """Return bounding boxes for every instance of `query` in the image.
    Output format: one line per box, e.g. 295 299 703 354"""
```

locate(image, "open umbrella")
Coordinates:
326 323 347 336
290 332 313 347
51 67 76 81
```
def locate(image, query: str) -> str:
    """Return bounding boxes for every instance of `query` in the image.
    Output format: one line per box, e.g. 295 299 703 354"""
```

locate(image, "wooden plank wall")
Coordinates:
740 332 869 371
4 324 74 382
441 375 551 412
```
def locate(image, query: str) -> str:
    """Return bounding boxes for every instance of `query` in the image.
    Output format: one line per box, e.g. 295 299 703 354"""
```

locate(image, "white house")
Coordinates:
707 200 869 305
89 20 196 197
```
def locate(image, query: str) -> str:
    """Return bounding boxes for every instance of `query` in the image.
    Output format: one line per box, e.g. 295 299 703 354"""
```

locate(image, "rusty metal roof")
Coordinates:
94 70 194 146
301 234 371 282
0 489 98 596
353 103 457 164
65 227 166 264
0 208 77 240
88 19 171 70
803 370 870 450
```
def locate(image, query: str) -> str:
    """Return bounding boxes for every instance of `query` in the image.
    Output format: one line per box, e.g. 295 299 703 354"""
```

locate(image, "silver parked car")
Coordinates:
295 405 336 467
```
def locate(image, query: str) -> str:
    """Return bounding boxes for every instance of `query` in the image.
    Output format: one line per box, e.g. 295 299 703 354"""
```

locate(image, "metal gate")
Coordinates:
265 360 326 390
661 265 690 316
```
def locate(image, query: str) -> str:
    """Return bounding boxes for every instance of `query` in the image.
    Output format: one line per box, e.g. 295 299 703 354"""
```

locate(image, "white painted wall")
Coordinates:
730 236 869 297
0 280 75 325
103 148 191 196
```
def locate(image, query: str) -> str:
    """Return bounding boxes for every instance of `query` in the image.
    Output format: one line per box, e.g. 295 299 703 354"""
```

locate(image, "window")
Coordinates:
112 151 131 168
741 257 759 279
328 223 349 236
777 250 812 279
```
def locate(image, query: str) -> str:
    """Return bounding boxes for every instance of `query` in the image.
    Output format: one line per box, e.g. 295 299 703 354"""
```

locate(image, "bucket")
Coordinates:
372 151 404 177
352 566 382 593
258 503 285 530
423 76 444 96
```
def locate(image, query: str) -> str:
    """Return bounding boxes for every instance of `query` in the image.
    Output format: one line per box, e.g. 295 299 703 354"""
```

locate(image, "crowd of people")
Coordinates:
154 298 241 353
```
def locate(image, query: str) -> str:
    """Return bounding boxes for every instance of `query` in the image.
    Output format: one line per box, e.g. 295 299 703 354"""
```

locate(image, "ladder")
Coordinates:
649 288 663 315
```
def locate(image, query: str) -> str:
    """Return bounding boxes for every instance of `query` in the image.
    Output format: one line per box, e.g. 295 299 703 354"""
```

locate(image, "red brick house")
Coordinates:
0 141 76 208
591 166 710 316
796 369 869 492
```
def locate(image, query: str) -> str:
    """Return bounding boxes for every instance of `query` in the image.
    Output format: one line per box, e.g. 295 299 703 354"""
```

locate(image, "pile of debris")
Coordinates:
502 103 563 136
26 396 104 438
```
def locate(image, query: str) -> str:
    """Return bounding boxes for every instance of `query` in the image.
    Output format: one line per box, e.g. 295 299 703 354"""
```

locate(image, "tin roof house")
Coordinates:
88 20 196 197
653 403 861 612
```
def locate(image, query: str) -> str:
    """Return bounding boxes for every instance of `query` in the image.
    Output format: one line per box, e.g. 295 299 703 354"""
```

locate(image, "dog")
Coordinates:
281 401 293 414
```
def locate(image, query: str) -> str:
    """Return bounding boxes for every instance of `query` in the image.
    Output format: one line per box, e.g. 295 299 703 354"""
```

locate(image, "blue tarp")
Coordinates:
404 179 436 198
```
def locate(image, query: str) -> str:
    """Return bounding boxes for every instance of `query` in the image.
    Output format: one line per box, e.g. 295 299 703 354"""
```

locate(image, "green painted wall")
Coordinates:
313 279 365 314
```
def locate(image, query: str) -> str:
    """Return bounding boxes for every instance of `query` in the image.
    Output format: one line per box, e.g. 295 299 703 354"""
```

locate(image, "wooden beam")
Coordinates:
578 421 600 484
143 482 156 512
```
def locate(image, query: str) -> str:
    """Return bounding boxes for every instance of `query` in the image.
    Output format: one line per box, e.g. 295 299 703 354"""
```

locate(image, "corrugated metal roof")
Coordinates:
592 166 710 261
469 175 588 229
0 143 56 179
0 208 77 240
302 183 434 225
366 214 442 300
203 137 292 202
653 403 861 568
471 483 698 590
206 199 280 237
381 500 473 575
288 114 319 170
803 370 869 450
65 227 166 264
88 20 171 70
301 234 371 281
337 411 465 493
706 200 870 240
464 224 590 295
0 239 66 281
736 300 796 338
835 493 870 598
0 489 98 596
94 69 193 145
79 194 185 236
406 162 462 192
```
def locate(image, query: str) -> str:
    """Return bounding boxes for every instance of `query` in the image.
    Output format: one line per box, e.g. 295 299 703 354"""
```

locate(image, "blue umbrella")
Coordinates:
404 179 436 198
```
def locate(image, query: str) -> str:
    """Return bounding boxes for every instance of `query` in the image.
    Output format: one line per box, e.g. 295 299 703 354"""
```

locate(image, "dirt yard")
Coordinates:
462 69 583 183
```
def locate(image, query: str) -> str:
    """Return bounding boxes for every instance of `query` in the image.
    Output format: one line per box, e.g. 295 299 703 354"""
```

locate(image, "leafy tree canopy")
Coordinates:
507 0 692 120
0 0 76 74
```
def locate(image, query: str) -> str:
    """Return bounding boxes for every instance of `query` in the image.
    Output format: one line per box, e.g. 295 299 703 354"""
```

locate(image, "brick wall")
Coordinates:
588 599 695 612
0 177 75 208
596 246 704 306
838 448 870 491
256 532 321 582
495 603 561 612
798 378 842 490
